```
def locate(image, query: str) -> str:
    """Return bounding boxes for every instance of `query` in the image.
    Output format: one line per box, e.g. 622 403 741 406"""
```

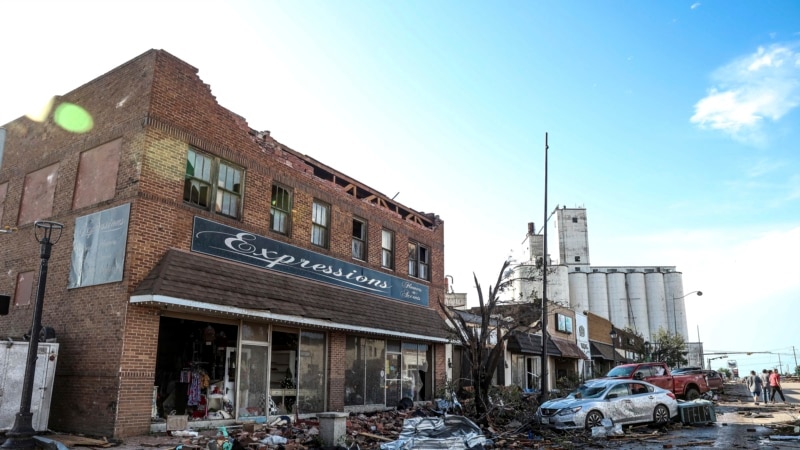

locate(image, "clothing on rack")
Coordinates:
186 363 209 406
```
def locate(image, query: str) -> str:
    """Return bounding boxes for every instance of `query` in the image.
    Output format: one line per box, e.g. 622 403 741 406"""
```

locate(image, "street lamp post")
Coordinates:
2 221 64 450
672 290 702 337
610 327 618 368
539 133 550 403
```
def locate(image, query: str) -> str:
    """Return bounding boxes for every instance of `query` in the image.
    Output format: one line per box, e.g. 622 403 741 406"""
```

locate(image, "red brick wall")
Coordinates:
327 332 346 411
0 49 447 437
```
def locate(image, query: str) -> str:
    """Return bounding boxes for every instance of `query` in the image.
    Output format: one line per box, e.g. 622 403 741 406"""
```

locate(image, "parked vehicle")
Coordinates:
536 378 678 430
672 368 725 393
604 362 710 400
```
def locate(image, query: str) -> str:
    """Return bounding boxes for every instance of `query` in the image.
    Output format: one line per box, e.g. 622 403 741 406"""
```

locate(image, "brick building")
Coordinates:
0 49 449 437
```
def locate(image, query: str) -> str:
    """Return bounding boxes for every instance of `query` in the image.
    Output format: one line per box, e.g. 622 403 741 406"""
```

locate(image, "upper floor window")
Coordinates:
408 241 430 281
352 218 366 260
184 148 243 219
270 184 292 235
381 229 394 270
18 163 59 225
311 200 330 248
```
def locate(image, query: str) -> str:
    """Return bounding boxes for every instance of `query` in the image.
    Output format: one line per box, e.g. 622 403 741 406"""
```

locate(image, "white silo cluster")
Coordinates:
513 207 694 343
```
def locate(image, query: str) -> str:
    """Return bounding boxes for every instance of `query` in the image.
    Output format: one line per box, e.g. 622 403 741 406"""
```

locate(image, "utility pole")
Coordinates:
539 132 550 404
793 346 798 374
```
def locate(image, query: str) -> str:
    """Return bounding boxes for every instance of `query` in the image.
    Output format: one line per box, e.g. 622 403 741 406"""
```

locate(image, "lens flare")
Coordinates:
25 97 55 122
54 102 93 133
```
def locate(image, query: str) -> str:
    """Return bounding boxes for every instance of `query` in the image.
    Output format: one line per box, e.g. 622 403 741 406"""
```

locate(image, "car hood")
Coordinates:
540 397 589 409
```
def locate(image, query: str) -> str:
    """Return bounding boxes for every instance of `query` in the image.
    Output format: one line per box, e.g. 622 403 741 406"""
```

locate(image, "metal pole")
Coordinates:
672 296 677 335
3 221 62 450
793 346 798 374
540 133 549 403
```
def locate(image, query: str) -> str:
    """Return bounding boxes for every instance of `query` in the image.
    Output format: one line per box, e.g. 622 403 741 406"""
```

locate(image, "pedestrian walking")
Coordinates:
761 369 772 404
769 368 787 404
746 370 762 405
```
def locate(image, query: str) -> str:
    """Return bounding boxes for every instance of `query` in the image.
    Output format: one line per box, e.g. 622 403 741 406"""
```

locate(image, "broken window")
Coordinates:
352 218 366 260
270 184 292 235
408 242 430 281
184 148 243 218
311 200 329 248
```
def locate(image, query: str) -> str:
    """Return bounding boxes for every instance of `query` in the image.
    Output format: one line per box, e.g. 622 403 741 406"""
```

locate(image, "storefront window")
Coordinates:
242 322 269 342
386 343 401 407
402 343 429 401
237 344 270 418
345 336 386 406
345 336 366 406
297 331 326 413
365 339 386 404
270 330 298 414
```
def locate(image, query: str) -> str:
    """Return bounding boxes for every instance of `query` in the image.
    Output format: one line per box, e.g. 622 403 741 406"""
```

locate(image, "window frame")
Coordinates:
352 217 367 261
381 229 394 270
184 147 244 219
407 240 430 281
311 199 330 248
270 184 293 235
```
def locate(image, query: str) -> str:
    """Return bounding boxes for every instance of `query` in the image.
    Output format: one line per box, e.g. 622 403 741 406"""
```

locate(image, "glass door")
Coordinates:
385 343 402 407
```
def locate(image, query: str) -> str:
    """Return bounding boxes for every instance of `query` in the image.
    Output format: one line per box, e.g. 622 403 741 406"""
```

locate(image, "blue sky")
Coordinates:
2 0 799 376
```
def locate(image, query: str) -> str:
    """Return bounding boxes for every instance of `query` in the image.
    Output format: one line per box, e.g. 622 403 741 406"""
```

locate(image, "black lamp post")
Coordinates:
644 341 651 362
2 221 63 450
671 290 702 337
609 327 618 368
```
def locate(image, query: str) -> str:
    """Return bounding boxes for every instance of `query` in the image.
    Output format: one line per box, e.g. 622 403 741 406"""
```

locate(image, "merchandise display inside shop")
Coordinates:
153 318 328 422
154 318 239 421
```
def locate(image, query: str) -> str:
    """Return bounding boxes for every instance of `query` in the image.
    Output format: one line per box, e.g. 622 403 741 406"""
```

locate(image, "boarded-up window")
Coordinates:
73 139 121 209
0 182 7 225
18 163 59 225
14 271 34 306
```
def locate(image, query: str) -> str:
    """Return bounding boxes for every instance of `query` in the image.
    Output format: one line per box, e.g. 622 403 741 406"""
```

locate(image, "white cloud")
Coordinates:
690 3 701 10
745 158 786 178
690 43 800 143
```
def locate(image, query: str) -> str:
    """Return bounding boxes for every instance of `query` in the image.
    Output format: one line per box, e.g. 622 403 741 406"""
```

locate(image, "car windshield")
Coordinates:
606 366 634 377
568 384 607 399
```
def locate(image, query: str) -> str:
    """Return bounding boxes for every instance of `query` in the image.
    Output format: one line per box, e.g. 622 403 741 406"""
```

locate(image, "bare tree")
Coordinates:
439 260 542 422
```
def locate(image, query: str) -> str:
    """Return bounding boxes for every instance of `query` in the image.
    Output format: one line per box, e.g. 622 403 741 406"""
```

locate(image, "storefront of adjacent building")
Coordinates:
0 49 448 438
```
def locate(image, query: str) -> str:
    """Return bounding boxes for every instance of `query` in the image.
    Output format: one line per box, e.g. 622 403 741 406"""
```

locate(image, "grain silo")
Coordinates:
568 271 590 314
626 271 650 339
645 271 668 340
606 271 629 330
587 271 609 319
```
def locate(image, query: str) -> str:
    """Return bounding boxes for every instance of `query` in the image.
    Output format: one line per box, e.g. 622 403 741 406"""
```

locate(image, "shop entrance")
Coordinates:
153 317 238 421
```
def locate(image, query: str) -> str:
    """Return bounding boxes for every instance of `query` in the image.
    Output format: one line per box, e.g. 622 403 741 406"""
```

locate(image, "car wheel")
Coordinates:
653 404 670 425
585 410 604 429
685 387 700 400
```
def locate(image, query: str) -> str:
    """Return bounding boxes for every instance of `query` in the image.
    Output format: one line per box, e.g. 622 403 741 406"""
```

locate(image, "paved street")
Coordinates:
610 380 800 449
24 380 800 450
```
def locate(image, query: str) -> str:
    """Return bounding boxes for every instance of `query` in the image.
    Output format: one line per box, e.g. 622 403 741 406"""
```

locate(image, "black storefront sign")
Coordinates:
191 217 429 306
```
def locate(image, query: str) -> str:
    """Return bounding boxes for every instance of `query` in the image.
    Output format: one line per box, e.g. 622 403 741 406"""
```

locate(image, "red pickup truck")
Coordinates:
604 362 710 400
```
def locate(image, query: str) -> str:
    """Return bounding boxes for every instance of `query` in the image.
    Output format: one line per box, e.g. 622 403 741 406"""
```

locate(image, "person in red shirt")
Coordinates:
769 368 787 404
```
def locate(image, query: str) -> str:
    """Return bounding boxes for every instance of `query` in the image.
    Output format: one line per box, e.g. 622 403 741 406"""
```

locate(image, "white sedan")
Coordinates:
536 378 678 430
